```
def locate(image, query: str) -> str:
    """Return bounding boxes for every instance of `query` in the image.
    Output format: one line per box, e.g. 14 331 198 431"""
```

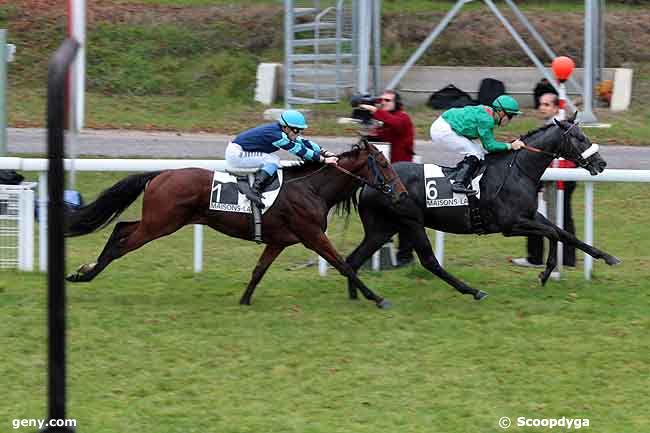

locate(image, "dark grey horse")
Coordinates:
345 115 619 300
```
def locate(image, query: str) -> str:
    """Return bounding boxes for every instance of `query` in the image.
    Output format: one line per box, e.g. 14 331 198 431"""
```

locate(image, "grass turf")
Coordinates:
0 171 649 433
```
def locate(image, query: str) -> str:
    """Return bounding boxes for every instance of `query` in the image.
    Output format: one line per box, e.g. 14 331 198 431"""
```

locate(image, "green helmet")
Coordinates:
492 95 522 116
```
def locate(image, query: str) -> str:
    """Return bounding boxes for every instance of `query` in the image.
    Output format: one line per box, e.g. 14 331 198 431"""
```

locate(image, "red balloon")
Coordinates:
552 56 575 82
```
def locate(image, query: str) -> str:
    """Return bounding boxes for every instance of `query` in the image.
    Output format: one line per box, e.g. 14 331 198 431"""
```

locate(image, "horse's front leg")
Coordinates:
533 212 621 266
299 229 390 309
504 220 560 286
240 244 285 305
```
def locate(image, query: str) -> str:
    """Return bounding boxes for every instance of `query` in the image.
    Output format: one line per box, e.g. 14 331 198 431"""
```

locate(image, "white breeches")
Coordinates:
225 142 281 169
429 116 486 160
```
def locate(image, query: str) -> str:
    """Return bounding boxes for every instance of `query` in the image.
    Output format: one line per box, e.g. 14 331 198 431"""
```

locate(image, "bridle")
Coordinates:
493 123 599 201
520 122 599 169
333 140 401 195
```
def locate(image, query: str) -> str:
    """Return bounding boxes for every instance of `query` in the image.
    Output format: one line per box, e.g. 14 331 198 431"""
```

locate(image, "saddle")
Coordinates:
223 166 277 244
440 160 487 181
440 162 488 234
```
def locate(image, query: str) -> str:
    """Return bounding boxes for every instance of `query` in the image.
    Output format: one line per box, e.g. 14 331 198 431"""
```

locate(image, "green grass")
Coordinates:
1 171 649 433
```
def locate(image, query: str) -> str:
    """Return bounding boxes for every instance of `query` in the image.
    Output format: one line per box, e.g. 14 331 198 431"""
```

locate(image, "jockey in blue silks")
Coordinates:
226 110 338 207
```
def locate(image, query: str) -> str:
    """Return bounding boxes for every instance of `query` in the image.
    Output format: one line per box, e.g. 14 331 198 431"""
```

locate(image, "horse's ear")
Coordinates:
553 118 562 127
568 110 578 123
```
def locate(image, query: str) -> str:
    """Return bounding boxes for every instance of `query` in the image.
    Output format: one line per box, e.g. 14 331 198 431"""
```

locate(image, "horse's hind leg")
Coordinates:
406 223 487 300
239 244 285 305
534 212 621 266
345 230 394 300
301 230 389 309
67 221 139 282
68 209 190 282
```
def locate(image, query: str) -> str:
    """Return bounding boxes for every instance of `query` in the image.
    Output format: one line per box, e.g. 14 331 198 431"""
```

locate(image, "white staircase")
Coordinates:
284 0 356 106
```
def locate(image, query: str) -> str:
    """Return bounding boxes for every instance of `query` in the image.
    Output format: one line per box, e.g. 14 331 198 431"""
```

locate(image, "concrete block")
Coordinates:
263 108 311 122
255 63 281 105
610 68 633 112
263 108 284 121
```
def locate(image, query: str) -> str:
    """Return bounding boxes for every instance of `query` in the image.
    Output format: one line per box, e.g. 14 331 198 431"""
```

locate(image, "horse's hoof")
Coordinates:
65 273 79 282
239 299 252 306
377 299 392 309
605 255 621 266
474 290 488 301
539 271 550 286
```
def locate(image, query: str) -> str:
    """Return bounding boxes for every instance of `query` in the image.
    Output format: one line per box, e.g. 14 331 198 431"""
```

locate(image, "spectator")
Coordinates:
510 92 577 268
533 78 558 109
359 90 416 266
359 90 415 162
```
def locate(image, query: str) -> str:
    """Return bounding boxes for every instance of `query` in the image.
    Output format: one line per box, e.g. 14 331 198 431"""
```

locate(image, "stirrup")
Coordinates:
244 188 265 209
452 183 478 196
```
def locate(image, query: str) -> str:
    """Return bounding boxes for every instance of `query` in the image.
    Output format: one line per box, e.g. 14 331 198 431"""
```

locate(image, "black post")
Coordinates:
42 38 79 433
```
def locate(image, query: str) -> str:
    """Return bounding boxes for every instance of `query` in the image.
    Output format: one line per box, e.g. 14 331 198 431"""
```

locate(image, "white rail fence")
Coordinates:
1 157 648 280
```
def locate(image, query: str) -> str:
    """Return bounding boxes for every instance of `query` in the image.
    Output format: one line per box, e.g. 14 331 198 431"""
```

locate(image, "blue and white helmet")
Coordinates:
279 110 308 130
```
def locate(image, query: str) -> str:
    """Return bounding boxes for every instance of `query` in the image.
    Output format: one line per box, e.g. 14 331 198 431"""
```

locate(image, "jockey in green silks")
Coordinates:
429 94 525 196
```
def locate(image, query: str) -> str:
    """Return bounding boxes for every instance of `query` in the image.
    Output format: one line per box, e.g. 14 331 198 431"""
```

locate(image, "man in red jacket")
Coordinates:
360 90 416 266
359 90 415 163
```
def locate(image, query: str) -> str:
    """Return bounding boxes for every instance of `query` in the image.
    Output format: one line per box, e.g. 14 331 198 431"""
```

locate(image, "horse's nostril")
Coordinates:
399 192 408 201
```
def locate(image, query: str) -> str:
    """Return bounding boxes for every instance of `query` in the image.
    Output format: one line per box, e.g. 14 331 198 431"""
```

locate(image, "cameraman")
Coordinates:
360 90 416 267
359 90 415 163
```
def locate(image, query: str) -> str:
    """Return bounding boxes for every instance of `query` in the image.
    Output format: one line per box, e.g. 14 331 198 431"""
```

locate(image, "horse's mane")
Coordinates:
335 186 360 216
520 122 557 142
281 147 362 215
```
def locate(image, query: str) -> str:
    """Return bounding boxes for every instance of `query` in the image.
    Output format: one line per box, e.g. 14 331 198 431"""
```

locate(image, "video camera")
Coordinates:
350 93 379 125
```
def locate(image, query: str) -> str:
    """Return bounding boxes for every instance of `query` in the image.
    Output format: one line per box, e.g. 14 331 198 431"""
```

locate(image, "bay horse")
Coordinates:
345 114 620 300
65 139 407 308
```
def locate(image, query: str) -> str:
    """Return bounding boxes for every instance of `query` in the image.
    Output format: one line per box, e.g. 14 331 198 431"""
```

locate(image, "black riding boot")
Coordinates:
245 170 273 209
451 155 481 196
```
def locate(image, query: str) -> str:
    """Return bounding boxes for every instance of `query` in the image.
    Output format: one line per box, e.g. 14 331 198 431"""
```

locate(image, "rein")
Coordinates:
284 164 328 184
283 158 395 194
522 144 557 158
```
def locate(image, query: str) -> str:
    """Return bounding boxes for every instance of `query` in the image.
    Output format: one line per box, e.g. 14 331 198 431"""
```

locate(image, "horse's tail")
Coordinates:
65 171 163 237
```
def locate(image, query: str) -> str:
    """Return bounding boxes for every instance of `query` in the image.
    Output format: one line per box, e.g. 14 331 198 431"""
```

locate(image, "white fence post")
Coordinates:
193 224 203 273
39 171 48 272
17 189 26 269
584 182 594 280
434 230 445 265
21 189 34 271
554 187 564 279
